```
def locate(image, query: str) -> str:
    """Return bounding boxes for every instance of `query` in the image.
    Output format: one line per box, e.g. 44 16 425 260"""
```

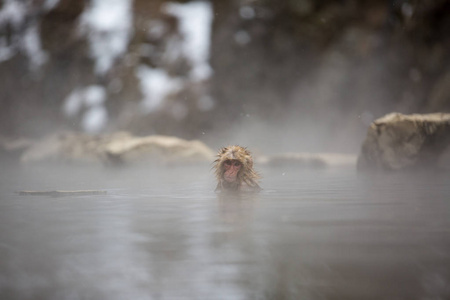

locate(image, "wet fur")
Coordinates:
214 145 261 192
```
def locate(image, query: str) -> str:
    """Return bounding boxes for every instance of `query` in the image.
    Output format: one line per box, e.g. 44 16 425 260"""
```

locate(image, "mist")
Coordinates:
1 1 450 299
1 0 448 154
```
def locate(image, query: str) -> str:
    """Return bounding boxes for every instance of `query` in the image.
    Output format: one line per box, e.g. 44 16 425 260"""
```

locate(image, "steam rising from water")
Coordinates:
0 164 449 299
0 1 448 298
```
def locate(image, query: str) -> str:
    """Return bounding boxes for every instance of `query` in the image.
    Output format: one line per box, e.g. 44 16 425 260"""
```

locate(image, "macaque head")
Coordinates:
214 145 261 192
223 159 242 183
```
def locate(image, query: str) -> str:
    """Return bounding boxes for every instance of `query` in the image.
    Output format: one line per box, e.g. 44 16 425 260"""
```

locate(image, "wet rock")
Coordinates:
18 190 107 197
357 113 450 171
260 153 357 168
20 132 215 166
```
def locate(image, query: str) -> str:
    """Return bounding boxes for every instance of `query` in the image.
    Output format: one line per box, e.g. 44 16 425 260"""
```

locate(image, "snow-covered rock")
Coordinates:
20 131 215 165
357 113 450 171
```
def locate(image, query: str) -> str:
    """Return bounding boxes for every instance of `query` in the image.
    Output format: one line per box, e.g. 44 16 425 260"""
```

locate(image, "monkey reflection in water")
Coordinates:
214 145 261 192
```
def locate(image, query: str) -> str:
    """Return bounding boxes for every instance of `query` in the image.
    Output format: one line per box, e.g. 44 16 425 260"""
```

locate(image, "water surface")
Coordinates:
0 163 449 299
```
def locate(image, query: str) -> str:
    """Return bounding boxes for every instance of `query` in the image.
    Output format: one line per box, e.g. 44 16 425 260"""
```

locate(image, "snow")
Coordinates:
63 90 83 117
136 65 183 113
136 1 214 115
1 0 132 72
0 0 49 68
44 0 60 10
164 1 213 81
146 20 167 40
63 85 108 133
0 0 27 28
84 85 107 106
79 0 133 75
0 37 15 62
23 25 48 70
82 105 108 133
0 0 26 63
239 6 255 20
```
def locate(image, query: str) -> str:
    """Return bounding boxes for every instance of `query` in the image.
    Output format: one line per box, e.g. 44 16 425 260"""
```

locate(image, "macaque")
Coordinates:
214 145 261 192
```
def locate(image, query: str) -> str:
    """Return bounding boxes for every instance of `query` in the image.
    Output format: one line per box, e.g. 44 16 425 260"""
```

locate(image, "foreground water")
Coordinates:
0 163 449 300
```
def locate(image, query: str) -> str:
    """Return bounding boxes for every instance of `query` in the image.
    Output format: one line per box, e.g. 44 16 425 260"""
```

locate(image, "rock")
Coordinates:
103 133 216 165
0 137 35 161
259 152 357 168
20 132 104 164
0 137 34 153
18 190 107 197
357 113 450 171
20 132 215 166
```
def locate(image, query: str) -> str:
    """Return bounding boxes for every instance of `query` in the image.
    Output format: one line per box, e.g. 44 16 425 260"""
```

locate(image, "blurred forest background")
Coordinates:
0 0 449 153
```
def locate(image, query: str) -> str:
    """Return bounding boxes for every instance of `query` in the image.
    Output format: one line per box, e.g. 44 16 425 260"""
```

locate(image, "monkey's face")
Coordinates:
222 159 242 183
214 145 261 192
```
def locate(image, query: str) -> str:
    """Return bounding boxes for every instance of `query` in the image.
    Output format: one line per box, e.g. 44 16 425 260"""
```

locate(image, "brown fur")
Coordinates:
214 145 261 192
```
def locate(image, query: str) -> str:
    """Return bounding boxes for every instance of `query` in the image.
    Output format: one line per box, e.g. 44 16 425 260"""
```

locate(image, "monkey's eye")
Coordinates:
224 160 232 165
233 161 241 167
